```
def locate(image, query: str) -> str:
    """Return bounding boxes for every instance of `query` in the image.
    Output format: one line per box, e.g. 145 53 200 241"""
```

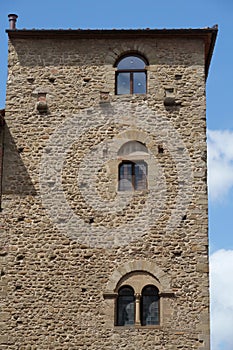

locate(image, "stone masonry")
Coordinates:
0 24 217 349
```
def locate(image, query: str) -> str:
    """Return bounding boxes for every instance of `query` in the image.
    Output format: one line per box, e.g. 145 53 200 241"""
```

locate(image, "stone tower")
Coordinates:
1 15 217 350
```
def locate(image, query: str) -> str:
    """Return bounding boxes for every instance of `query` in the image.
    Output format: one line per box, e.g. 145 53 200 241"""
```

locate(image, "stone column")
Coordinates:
135 293 141 326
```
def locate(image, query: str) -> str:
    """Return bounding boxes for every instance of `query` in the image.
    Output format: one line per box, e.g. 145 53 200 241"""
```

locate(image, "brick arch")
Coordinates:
105 42 155 66
105 260 171 294
114 129 154 153
113 50 149 67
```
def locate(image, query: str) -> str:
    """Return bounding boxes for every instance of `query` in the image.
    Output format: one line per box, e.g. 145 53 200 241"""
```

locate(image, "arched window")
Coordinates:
141 285 160 326
118 160 147 191
117 286 135 326
103 262 169 328
115 284 160 327
118 141 148 191
115 55 147 95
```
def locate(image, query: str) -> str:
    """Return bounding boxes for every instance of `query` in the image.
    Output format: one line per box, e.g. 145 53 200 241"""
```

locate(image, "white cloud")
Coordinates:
210 249 233 350
207 130 233 202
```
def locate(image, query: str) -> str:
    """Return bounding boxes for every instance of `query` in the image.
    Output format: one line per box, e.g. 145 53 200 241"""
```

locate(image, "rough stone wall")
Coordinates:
0 110 4 207
1 35 210 349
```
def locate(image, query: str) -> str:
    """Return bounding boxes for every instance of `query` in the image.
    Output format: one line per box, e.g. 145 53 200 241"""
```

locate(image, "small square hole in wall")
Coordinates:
158 145 164 154
27 77 35 83
173 251 182 257
48 76 56 83
89 218 94 224
17 147 24 154
175 74 182 80
165 88 174 94
83 77 91 83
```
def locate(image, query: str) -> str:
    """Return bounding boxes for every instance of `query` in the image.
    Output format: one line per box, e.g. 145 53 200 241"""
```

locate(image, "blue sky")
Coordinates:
0 1 233 349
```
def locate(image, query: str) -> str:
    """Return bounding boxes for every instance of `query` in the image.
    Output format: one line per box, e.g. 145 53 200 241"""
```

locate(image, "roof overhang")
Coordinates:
6 27 218 79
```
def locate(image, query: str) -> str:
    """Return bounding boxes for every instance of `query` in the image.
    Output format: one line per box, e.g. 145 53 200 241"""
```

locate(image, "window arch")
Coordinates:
116 286 135 326
141 285 160 326
115 54 148 95
118 140 148 157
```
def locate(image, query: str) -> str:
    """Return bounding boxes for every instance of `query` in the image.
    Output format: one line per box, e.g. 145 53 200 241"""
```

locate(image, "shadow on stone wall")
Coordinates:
11 38 201 68
2 124 37 195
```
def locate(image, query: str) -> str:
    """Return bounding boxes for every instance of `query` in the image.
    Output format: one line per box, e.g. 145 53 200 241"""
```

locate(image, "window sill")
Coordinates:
113 94 148 101
114 325 161 329
117 189 149 194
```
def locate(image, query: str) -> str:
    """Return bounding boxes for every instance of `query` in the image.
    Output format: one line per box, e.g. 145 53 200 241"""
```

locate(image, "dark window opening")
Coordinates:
118 161 147 191
141 285 160 326
117 286 135 326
